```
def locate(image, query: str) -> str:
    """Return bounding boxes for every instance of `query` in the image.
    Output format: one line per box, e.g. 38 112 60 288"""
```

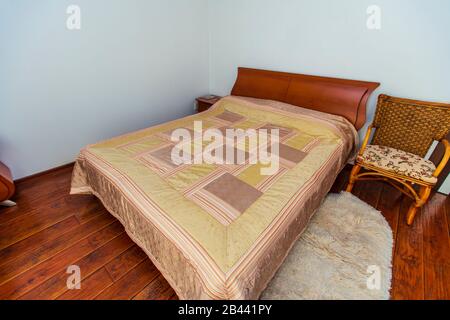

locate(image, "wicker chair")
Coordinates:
346 94 450 226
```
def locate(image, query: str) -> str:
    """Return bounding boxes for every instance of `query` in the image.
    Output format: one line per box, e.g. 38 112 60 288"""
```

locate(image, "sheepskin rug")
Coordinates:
262 192 393 300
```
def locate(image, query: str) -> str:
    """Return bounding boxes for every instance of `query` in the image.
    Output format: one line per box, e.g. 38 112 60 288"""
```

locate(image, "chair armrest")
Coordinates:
433 139 450 177
358 124 374 157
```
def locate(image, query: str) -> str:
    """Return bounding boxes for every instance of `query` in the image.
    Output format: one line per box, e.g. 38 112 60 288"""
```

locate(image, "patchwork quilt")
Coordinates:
71 96 358 299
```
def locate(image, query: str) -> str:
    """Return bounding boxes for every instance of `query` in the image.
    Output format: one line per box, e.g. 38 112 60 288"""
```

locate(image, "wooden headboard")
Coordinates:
231 67 380 130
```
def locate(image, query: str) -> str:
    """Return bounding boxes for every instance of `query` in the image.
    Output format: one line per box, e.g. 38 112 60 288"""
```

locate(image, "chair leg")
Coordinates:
346 164 361 193
406 186 432 226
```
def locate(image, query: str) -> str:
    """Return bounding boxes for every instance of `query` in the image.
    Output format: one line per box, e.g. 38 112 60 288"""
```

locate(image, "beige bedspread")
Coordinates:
71 96 358 300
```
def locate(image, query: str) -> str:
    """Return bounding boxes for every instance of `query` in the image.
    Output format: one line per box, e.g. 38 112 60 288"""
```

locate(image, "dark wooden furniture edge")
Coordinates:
430 132 450 193
196 95 222 104
0 162 15 202
231 67 380 130
196 95 222 113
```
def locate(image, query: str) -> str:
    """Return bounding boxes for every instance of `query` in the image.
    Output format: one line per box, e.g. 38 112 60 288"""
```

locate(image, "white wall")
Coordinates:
208 0 450 194
0 0 210 179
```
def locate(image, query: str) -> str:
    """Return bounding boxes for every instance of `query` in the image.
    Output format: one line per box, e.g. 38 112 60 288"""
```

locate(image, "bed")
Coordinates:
71 68 380 300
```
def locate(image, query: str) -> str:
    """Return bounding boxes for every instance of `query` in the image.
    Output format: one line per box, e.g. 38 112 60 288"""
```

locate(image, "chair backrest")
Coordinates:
372 95 450 157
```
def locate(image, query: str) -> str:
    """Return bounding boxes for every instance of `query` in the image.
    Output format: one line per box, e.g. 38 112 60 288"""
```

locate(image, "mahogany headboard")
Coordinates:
231 67 380 130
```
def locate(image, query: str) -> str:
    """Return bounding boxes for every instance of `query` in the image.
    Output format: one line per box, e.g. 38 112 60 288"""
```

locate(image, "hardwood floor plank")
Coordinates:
18 233 134 300
56 268 113 300
330 166 350 193
133 274 174 300
376 185 402 242
14 163 74 185
104 245 148 282
0 217 79 268
446 196 450 240
422 195 450 300
95 260 158 300
0 213 115 285
352 179 382 209
0 167 73 223
71 195 110 224
0 193 102 250
1 192 100 227
169 291 179 300
157 287 178 300
0 221 123 299
391 197 425 300
0 200 107 269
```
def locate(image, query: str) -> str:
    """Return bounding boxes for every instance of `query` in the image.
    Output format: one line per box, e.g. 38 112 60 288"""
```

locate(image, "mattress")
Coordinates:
71 96 358 300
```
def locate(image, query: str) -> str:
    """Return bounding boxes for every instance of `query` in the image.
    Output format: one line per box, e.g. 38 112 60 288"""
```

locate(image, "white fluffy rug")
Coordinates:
262 192 393 300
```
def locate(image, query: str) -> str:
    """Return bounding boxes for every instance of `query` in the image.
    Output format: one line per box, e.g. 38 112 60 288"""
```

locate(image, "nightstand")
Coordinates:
196 95 222 113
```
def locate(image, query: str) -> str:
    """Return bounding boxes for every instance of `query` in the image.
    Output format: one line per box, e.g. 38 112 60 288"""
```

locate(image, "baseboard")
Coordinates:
14 162 75 184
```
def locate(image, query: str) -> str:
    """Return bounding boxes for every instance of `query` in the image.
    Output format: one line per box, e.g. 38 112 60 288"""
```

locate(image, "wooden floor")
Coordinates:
0 164 448 300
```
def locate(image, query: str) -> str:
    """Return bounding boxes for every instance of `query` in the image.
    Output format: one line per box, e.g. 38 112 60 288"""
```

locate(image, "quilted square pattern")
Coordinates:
192 173 263 225
258 123 293 139
203 173 263 212
215 110 245 123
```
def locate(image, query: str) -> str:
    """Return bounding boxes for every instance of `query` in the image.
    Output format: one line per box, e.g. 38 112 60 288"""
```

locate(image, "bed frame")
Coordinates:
231 67 380 130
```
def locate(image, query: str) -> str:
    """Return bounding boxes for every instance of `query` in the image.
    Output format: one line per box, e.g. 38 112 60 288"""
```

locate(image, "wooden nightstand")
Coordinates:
196 95 222 113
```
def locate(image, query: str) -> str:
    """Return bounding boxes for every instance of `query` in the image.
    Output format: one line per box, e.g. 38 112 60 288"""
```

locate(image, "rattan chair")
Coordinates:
346 94 450 226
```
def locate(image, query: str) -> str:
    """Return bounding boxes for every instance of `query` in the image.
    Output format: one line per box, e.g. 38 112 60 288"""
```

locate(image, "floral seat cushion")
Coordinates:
357 145 437 184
